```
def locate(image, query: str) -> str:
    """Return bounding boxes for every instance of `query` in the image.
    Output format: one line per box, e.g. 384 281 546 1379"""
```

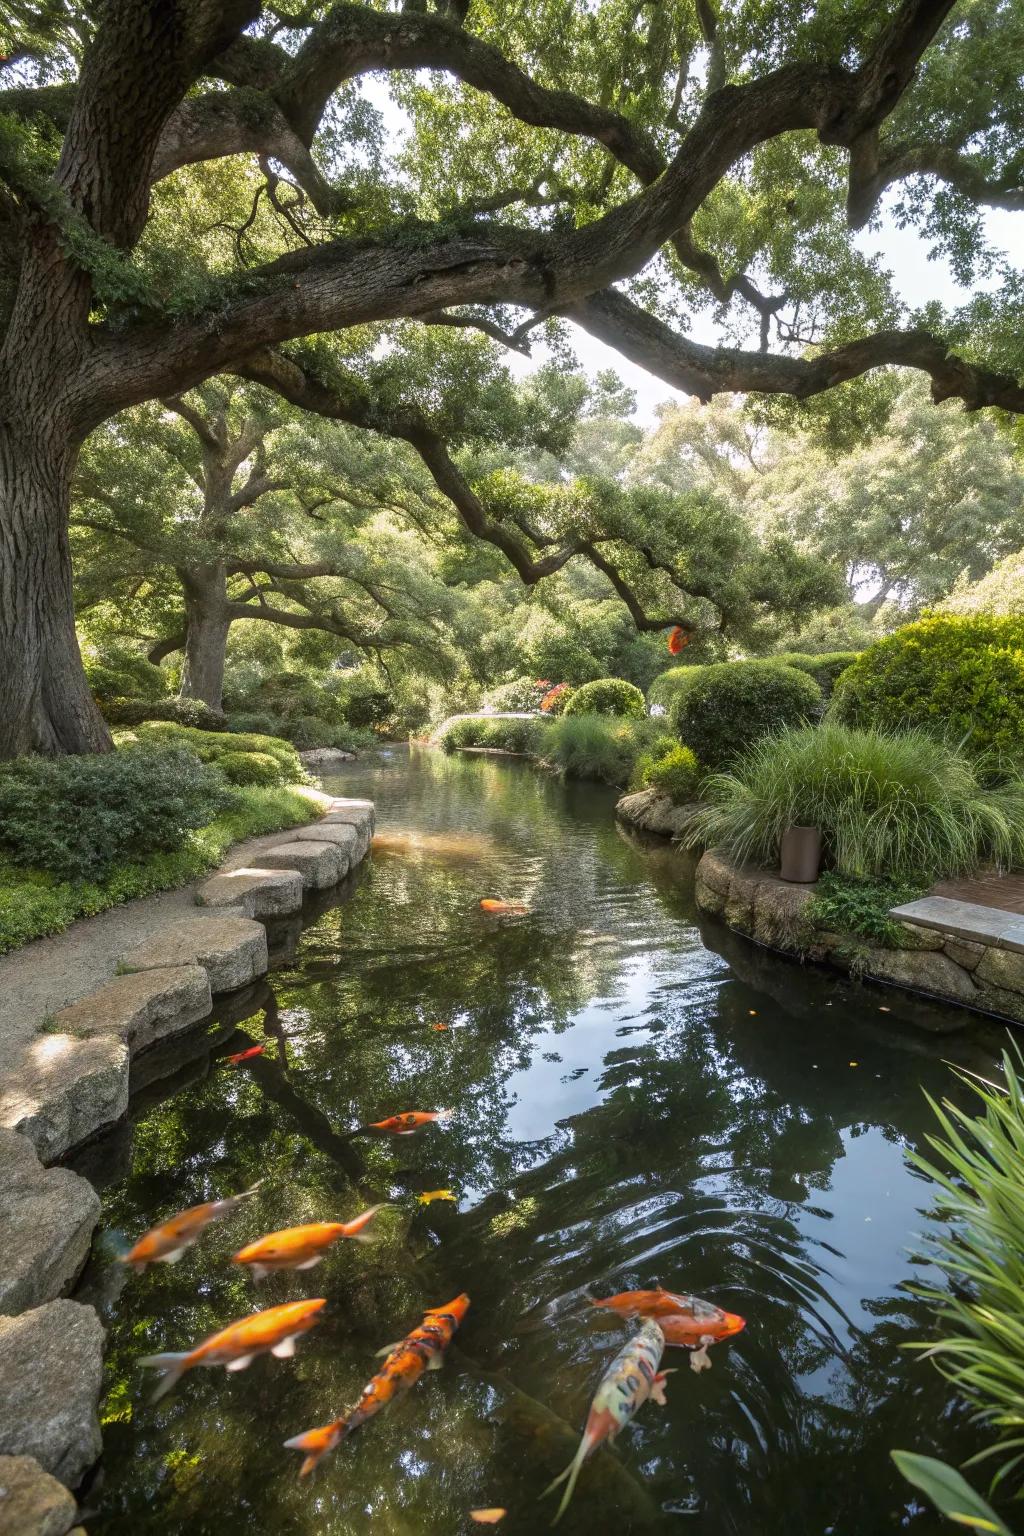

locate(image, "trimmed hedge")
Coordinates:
671 660 822 772
100 696 227 731
562 678 646 719
771 651 860 697
830 615 1024 758
117 720 304 781
635 741 700 803
215 750 287 786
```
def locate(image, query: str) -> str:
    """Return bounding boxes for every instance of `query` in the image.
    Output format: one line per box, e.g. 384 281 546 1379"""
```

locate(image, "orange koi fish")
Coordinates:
364 1110 452 1135
543 1320 670 1524
233 1205 387 1279
121 1183 262 1271
593 1289 745 1370
470 1512 507 1525
284 1294 470 1475
227 1044 266 1065
667 626 690 654
140 1298 327 1401
480 899 529 915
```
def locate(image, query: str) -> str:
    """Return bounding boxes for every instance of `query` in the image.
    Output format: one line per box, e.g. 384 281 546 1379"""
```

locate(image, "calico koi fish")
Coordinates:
233 1204 387 1279
139 1298 327 1401
226 1044 266 1065
284 1294 470 1476
120 1183 262 1271
542 1320 670 1524
480 899 529 915
364 1110 452 1135
593 1289 745 1370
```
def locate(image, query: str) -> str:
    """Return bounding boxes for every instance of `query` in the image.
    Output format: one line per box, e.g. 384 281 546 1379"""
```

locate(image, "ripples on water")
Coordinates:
74 746 1003 1535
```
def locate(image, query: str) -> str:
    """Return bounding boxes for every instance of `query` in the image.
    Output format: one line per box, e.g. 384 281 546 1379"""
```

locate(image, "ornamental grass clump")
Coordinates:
687 722 1024 883
540 716 668 787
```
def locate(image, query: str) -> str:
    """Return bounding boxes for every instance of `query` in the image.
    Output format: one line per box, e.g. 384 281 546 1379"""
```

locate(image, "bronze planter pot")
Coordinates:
780 825 822 883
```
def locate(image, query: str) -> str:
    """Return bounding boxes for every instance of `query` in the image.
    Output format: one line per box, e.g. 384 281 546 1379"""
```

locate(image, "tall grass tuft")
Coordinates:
540 715 670 788
904 1045 1024 1499
687 722 1024 882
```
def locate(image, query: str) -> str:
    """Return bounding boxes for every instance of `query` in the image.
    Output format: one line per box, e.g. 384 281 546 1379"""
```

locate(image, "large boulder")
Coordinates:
51 966 211 1055
0 1456 78 1536
0 1302 104 1487
863 948 979 1014
615 789 699 839
0 1034 128 1164
119 917 267 995
0 1133 99 1315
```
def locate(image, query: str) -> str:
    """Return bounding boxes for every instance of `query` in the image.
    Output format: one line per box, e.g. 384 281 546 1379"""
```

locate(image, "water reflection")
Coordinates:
78 746 1000 1535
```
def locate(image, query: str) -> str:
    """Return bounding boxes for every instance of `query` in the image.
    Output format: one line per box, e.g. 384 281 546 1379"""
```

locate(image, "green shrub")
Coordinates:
343 687 392 728
671 661 821 772
485 677 549 711
437 716 544 754
540 716 668 787
804 872 927 946
770 651 860 697
687 722 1024 882
84 647 167 703
562 678 646 719
226 711 282 739
646 665 705 714
100 696 227 731
0 746 234 881
830 615 1024 758
119 720 303 779
215 750 286 786
636 742 700 804
0 785 323 955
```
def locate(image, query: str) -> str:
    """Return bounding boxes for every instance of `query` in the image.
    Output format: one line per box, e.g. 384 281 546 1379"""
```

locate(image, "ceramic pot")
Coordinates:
780 825 821 883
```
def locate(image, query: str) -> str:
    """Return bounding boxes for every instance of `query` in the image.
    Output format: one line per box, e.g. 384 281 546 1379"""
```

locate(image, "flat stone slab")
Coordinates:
119 917 267 994
0 1456 78 1536
292 821 358 862
891 895 1024 954
50 966 211 1054
195 866 303 919
259 840 344 890
0 1034 128 1164
0 1301 104 1487
0 1132 99 1316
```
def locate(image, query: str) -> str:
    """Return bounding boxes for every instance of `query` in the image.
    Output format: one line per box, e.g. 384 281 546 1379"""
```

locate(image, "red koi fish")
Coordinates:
140 1298 327 1401
667 626 690 654
226 1044 266 1065
543 1319 670 1523
284 1294 470 1475
480 899 529 915
363 1110 452 1135
120 1183 262 1271
593 1288 745 1370
233 1205 387 1279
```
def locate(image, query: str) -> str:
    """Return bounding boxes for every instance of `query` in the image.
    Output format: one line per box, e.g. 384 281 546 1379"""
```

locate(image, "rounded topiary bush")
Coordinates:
770 651 861 698
215 750 285 786
829 615 1024 758
671 660 822 771
562 678 646 719
643 742 700 803
647 665 705 714
100 696 227 731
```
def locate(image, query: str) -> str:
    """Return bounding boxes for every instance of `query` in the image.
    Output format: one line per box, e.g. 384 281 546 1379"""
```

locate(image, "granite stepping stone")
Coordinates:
118 917 267 994
195 866 303 919
51 965 212 1053
259 840 344 890
0 1455 79 1536
0 1301 104 1487
0 1132 99 1316
291 821 359 868
0 1034 128 1164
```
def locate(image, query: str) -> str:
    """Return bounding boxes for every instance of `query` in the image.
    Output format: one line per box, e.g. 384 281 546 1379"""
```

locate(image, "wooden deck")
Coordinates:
932 871 1024 916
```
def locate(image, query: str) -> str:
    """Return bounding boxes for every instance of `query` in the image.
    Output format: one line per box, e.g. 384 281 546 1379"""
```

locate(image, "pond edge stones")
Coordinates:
0 1454 80 1536
0 1132 100 1317
0 1301 104 1487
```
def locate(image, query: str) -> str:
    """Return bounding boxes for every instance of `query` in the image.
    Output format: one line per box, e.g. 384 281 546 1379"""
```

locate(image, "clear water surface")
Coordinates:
71 746 1003 1535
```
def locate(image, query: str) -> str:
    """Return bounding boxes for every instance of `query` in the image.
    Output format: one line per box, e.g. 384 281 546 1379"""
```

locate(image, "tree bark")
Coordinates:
0 418 113 757
178 561 232 711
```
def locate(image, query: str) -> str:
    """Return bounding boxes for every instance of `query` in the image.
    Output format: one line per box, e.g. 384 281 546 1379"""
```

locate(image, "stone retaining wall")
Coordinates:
0 793 375 1532
694 849 1024 1030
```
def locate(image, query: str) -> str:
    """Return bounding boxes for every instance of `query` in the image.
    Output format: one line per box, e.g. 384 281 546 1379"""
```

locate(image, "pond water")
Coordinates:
73 746 1004 1535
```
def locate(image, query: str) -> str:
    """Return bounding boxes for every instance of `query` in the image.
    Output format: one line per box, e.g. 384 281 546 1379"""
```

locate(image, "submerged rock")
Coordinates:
0 1455 78 1536
0 1301 104 1487
0 1132 99 1315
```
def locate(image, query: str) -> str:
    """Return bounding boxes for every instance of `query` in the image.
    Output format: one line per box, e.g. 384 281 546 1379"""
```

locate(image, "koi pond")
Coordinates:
72 745 1001 1534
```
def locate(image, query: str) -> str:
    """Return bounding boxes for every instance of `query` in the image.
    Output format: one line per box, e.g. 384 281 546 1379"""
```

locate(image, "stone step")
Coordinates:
0 1301 104 1487
118 916 267 994
0 1132 99 1317
291 821 358 863
891 894 1024 953
0 1455 79 1536
53 965 212 1053
0 1034 128 1165
259 840 345 890
195 866 303 918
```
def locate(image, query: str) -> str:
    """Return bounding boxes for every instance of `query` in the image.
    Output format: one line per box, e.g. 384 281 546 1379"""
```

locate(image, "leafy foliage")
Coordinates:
99 696 227 731
890 1452 1013 1535
0 746 233 881
804 872 926 947
633 741 701 804
539 716 669 788
937 550 1024 618
671 661 822 772
688 723 1024 882
562 678 646 719
646 664 705 713
214 750 287 787
484 677 551 712
437 717 546 755
83 645 167 703
119 721 303 781
770 651 861 698
830 616 1024 758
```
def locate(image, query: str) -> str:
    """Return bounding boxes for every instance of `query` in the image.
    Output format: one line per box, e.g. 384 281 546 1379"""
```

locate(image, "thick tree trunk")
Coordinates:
178 562 232 711
0 420 113 759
